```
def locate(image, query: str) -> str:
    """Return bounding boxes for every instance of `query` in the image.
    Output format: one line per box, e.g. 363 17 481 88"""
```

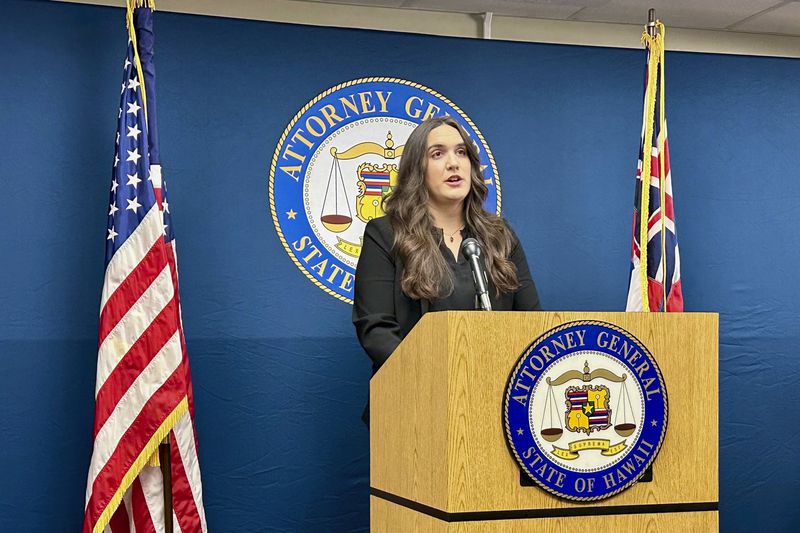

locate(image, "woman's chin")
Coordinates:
433 188 468 205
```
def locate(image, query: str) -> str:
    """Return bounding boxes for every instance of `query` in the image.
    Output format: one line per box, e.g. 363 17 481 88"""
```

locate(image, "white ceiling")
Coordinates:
301 0 800 35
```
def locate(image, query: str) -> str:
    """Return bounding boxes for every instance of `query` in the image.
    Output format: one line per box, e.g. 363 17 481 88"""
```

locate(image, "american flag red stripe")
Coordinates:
109 502 129 532
97 240 164 343
131 478 158 533
94 299 179 435
626 22 684 313
87 366 186 527
83 3 206 532
170 434 203 533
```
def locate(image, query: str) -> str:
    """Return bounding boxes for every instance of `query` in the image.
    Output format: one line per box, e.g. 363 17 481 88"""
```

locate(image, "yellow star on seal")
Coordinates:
286 209 297 220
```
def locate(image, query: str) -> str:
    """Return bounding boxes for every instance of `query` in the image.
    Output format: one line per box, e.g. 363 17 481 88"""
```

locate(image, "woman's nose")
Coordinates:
446 151 459 169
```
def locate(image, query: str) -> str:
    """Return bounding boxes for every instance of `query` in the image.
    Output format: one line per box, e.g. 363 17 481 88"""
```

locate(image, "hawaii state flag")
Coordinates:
626 21 684 312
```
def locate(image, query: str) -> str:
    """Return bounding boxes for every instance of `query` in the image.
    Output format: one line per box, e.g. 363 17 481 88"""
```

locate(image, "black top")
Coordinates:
352 216 541 373
427 234 481 312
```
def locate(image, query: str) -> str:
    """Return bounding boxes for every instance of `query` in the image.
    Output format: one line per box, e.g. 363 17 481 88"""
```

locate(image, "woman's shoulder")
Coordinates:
489 215 520 241
491 216 524 255
366 215 393 231
364 216 395 246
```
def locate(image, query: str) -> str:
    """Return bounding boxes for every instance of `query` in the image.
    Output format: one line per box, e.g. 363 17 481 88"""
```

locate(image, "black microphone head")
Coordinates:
460 237 482 259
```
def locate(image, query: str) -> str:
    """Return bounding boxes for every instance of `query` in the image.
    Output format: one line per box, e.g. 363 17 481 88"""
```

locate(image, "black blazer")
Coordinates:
352 216 542 375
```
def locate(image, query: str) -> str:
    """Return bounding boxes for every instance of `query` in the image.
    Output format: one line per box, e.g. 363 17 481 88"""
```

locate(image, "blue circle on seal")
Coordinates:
504 321 668 501
269 78 500 303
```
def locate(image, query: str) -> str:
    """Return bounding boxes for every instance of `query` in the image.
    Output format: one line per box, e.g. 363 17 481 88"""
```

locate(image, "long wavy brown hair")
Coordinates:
383 116 519 300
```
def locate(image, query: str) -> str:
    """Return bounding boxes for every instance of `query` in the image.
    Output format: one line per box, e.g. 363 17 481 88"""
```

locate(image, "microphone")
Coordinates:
460 238 492 311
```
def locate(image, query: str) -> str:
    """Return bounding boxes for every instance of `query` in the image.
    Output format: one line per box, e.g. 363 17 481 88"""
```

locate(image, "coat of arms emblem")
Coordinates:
504 322 668 501
319 134 401 238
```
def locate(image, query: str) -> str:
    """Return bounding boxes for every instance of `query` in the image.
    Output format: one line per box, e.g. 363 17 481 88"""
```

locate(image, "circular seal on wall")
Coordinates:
269 77 500 303
504 321 668 501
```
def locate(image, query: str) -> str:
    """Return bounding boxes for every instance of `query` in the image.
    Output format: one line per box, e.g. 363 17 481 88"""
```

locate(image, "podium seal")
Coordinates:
504 321 668 501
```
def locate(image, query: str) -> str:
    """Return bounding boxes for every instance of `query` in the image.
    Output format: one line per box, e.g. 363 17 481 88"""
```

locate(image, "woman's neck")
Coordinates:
428 201 465 232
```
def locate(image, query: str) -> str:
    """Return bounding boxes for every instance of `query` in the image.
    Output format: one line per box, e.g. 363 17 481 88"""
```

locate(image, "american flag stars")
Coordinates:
126 100 141 116
126 147 140 164
126 172 141 187
126 197 142 212
104 41 156 264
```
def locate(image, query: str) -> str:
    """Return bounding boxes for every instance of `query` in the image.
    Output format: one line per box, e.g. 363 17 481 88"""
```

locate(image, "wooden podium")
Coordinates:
370 311 718 531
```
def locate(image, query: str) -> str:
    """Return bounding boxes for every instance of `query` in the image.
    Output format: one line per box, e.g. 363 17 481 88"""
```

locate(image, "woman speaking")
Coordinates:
352 117 542 381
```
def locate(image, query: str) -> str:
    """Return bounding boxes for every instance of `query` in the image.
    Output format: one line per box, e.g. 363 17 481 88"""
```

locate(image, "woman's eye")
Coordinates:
457 148 467 156
431 151 442 158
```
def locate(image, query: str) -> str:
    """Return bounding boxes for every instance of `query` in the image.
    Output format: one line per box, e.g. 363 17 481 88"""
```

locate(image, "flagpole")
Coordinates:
128 1 176 528
647 8 656 36
646 9 669 311
658 27 668 312
638 9 660 310
647 8 663 310
646 8 669 312
159 435 174 533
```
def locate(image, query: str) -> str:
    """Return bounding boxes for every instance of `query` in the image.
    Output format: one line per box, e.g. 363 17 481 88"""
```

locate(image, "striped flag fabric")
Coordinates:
361 171 392 195
626 21 684 312
83 2 207 532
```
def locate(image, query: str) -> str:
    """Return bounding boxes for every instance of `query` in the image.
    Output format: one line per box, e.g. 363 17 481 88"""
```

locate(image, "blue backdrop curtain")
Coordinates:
0 0 798 531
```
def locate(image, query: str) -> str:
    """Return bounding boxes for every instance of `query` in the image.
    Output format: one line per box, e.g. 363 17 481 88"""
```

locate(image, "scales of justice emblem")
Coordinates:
504 322 668 501
270 78 500 303
316 131 403 239
539 360 638 461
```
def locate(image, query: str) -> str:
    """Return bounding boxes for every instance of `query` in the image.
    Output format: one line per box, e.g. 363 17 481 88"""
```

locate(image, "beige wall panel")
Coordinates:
57 0 800 58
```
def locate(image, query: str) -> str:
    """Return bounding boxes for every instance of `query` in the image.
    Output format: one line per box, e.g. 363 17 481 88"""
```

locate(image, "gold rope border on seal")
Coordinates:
267 77 502 305
502 320 670 502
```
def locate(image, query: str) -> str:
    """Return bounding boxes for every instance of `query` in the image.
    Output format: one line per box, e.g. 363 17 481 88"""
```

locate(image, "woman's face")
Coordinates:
423 125 472 209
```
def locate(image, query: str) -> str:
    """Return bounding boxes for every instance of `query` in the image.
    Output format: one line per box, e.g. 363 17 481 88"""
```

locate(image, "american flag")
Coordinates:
626 22 684 312
83 3 207 532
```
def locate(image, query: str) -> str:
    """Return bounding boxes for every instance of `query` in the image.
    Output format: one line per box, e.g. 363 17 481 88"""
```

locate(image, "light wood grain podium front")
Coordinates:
370 311 718 531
